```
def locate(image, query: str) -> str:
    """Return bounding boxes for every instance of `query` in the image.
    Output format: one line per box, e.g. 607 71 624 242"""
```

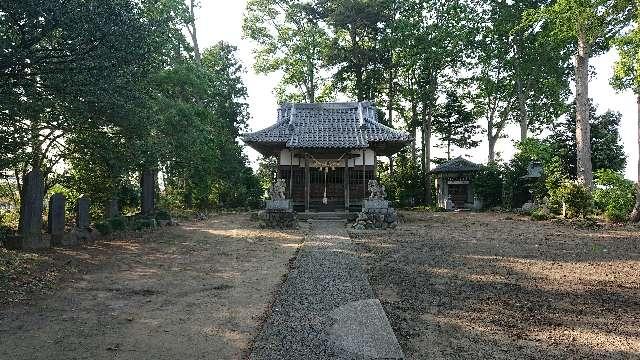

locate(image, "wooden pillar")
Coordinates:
289 151 293 200
344 158 350 212
362 149 367 199
304 155 310 212
373 151 377 179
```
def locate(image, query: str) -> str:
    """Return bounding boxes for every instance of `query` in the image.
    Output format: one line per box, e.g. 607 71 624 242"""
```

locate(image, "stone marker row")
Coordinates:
13 168 157 250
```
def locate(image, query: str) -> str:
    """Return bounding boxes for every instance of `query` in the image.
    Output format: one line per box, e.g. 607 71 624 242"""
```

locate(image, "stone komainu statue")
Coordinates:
367 180 386 200
269 179 287 200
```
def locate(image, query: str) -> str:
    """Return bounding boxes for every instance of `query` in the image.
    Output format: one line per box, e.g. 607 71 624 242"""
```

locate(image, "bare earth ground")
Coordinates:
352 211 640 360
0 213 303 360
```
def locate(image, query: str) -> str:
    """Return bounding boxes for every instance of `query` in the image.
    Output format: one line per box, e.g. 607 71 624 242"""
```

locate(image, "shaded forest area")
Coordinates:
1 0 261 237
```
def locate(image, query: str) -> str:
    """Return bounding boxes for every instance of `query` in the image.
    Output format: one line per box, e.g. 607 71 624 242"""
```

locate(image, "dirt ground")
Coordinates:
0 213 303 360
352 211 640 360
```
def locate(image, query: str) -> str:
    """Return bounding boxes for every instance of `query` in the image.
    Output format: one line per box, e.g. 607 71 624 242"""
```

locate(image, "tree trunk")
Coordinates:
349 26 365 102
517 77 528 141
488 136 496 163
188 0 201 63
630 94 640 222
411 99 418 165
307 56 315 103
388 57 394 176
575 30 593 188
422 99 432 205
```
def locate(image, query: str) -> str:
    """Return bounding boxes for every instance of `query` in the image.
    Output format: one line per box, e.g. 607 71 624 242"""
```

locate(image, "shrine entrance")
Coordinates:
309 167 345 212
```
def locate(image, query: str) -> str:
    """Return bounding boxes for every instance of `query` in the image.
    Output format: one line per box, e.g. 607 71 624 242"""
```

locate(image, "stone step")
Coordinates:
298 212 349 221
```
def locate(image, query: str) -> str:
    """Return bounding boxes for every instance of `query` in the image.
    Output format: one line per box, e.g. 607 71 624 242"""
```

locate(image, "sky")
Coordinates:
198 1 638 181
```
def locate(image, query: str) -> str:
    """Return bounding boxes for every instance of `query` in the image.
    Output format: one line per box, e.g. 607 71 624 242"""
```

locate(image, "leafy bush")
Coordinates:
555 181 593 218
107 216 127 232
94 222 112 235
133 219 156 231
593 169 635 222
154 209 171 221
604 208 628 223
531 209 550 221
474 164 503 208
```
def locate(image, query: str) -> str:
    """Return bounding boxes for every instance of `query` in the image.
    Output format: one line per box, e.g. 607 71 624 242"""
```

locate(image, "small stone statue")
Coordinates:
268 179 287 200
368 180 386 201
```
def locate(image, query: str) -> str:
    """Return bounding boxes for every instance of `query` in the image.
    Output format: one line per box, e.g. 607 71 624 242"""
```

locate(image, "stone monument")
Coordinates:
48 193 66 246
353 180 399 230
259 179 297 228
141 169 156 215
17 169 49 249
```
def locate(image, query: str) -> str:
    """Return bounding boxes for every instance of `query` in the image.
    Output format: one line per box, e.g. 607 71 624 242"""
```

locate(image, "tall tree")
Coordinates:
471 0 571 162
393 0 475 204
433 92 481 160
548 102 627 179
244 0 331 102
611 1 640 221
0 0 165 221
526 0 633 187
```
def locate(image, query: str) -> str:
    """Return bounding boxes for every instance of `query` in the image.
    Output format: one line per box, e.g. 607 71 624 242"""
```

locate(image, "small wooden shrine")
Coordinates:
432 157 482 209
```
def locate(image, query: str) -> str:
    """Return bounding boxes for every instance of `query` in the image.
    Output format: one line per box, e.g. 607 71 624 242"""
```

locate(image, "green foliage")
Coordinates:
555 181 593 218
474 164 504 208
378 150 428 206
531 209 551 221
256 157 278 196
593 169 636 221
548 102 627 178
524 0 632 56
244 0 332 102
502 138 563 209
611 5 640 94
94 222 113 236
154 210 172 221
107 217 127 232
133 219 156 231
433 92 480 159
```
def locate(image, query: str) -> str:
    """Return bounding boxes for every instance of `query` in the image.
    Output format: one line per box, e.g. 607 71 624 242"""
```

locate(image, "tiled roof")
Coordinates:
431 157 482 173
242 102 411 151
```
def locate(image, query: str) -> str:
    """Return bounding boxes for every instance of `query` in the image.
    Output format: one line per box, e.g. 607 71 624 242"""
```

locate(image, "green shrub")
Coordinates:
94 222 112 235
593 169 635 222
107 216 127 232
556 181 593 218
474 164 503 208
133 219 156 231
605 208 628 222
154 209 171 221
531 209 550 221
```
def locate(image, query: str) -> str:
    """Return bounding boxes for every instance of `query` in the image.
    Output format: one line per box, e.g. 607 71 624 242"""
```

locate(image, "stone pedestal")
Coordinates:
258 209 297 229
18 170 48 250
352 199 398 230
48 193 66 246
266 199 291 210
363 199 389 209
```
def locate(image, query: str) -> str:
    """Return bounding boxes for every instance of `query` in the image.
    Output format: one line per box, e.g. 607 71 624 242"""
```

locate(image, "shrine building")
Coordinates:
242 102 412 212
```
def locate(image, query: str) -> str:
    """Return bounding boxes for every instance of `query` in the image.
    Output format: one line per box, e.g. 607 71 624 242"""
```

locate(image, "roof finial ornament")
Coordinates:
289 103 296 127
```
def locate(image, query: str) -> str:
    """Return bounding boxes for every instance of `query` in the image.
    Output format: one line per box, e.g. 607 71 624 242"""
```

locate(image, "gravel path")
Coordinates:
249 220 404 359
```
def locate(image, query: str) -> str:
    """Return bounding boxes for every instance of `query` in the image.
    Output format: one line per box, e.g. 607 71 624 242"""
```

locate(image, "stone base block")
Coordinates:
363 200 390 209
266 199 292 210
259 209 298 229
352 207 398 230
